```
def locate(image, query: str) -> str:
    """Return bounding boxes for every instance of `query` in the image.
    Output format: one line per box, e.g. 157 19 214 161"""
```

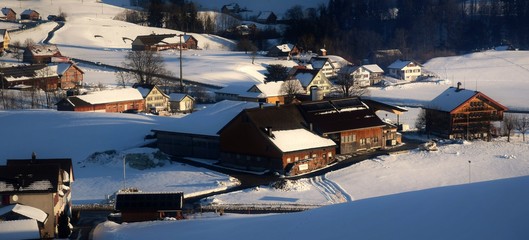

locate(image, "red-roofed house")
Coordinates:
425 85 508 140
56 88 145 112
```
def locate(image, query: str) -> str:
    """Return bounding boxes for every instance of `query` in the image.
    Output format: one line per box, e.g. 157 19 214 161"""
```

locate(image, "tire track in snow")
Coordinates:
310 175 353 204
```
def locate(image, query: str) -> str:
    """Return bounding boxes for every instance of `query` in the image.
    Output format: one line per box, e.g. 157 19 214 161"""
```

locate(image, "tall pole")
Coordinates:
468 160 471 183
179 34 183 92
123 156 126 190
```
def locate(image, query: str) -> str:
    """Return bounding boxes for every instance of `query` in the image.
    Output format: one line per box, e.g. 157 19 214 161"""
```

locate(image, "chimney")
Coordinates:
457 82 462 90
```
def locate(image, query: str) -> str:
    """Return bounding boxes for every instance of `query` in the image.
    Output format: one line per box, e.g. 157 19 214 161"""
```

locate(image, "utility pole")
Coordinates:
179 34 184 92
468 160 472 183
123 155 127 190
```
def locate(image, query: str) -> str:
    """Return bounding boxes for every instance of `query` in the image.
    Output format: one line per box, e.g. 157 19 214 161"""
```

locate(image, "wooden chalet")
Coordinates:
168 93 194 113
0 29 10 51
0 155 74 238
20 9 40 21
114 192 184 222
23 44 63 64
56 88 145 112
133 83 170 113
219 104 336 176
0 7 16 21
0 64 60 90
182 35 198 49
298 98 388 154
53 62 84 89
425 85 508 140
132 34 178 51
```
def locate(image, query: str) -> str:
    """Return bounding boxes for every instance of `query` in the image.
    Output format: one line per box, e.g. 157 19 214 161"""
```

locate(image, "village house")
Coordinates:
0 7 16 21
237 80 298 104
367 49 403 69
154 100 261 159
23 44 63 64
114 192 184 222
291 68 334 96
218 104 336 175
387 59 422 81
309 57 337 79
20 9 40 21
363 64 384 85
181 35 199 49
0 64 60 90
267 43 299 58
256 11 277 24
0 155 74 238
131 34 178 51
338 65 371 87
168 93 195 113
0 29 10 51
133 83 170 113
56 88 145 112
298 98 392 154
52 62 84 89
425 85 508 140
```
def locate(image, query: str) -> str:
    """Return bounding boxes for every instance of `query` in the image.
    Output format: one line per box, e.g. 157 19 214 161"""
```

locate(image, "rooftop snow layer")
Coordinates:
269 129 336 153
427 87 478 112
76 88 143 105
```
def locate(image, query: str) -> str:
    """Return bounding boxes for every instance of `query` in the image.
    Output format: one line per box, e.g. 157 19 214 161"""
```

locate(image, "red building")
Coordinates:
57 88 145 112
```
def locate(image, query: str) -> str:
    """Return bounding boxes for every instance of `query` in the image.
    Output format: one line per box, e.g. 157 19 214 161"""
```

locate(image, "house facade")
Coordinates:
0 7 16 21
169 93 194 113
182 35 198 49
131 34 178 51
238 81 293 104
310 57 337 78
298 98 389 154
363 64 384 85
338 65 371 87
133 84 170 113
23 44 63 64
57 88 145 112
219 104 336 176
20 9 40 20
0 157 74 238
388 59 422 81
54 62 84 89
292 68 333 96
425 86 507 140
0 29 10 51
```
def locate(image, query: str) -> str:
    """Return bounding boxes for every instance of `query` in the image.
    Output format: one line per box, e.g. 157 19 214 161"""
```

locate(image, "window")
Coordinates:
360 139 366 145
312 154 317 158
287 158 291 163
295 157 299 161
304 155 309 159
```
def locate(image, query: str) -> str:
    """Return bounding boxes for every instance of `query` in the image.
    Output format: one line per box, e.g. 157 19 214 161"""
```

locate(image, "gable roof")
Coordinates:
268 129 336 153
132 83 169 98
0 164 59 194
74 88 143 105
53 62 84 75
240 104 308 132
274 43 295 53
21 9 39 16
299 98 386 134
427 87 508 113
1 7 15 16
363 64 384 73
310 57 333 70
293 69 320 87
339 65 365 75
169 93 194 102
240 81 288 98
257 11 276 21
26 44 61 57
388 59 420 70
0 204 48 223
182 35 197 43
132 34 177 46
155 100 262 136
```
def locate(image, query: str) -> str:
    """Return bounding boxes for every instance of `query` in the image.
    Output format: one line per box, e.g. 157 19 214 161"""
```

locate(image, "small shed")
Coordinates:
182 35 198 49
114 192 184 222
169 93 194 113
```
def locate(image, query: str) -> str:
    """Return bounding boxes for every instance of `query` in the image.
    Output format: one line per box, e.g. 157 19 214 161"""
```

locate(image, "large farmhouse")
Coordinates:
425 85 507 140
57 88 144 112
0 156 74 238
0 64 60 90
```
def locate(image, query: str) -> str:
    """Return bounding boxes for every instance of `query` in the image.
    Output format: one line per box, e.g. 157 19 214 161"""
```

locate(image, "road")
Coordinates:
69 210 110 240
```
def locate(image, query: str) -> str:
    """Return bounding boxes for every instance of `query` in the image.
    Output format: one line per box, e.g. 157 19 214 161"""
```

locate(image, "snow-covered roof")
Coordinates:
76 88 143 105
268 129 336 153
276 43 294 53
294 71 318 87
0 204 48 223
1 7 14 16
310 57 331 69
169 93 193 102
21 9 39 15
363 64 384 73
239 81 286 98
215 83 256 96
2 65 59 82
154 100 262 136
427 87 478 112
27 44 60 57
388 60 419 70
0 219 40 240
257 11 275 21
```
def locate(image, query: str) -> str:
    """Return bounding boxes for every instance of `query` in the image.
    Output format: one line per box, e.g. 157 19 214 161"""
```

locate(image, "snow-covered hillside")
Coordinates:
94 175 529 240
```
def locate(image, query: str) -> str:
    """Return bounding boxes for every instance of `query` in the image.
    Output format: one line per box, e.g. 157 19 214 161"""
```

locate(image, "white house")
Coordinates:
387 60 422 81
339 65 371 87
362 64 384 85
169 93 195 113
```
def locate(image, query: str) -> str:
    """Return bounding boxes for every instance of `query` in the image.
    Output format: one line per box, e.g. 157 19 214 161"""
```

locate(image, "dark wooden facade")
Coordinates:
0 64 60 91
155 131 220 159
23 45 62 64
1 8 16 21
57 98 144 112
115 192 183 222
20 9 40 21
57 63 83 89
426 87 507 140
182 35 198 49
219 104 336 175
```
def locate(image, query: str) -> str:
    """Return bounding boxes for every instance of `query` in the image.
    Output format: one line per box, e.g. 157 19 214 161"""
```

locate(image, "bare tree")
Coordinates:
115 71 131 88
280 79 303 103
515 115 529 142
121 50 172 85
503 114 516 142
335 67 370 97
415 108 427 132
